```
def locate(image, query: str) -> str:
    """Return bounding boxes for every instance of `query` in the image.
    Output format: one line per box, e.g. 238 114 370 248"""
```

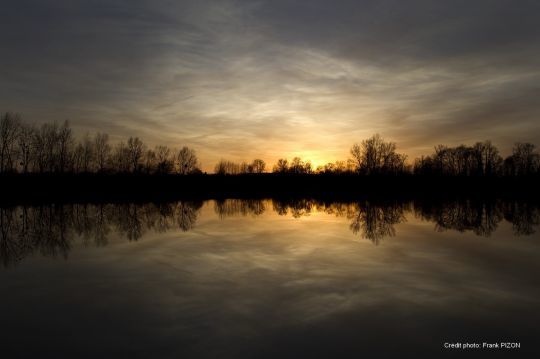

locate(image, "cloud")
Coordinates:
1 0 539 170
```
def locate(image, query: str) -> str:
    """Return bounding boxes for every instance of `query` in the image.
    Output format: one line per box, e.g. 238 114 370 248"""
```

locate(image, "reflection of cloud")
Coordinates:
2 199 540 357
2 1 540 170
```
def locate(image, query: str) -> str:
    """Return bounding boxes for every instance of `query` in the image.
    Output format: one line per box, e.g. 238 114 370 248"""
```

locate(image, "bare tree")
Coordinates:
56 121 73 173
214 159 239 175
143 148 157 174
511 142 539 176
127 137 144 172
40 122 58 173
273 158 289 173
80 133 94 173
289 157 312 174
31 126 47 173
94 132 111 173
71 143 85 173
350 143 362 173
4 113 540 179
17 123 34 173
214 160 227 175
0 112 20 172
155 145 174 174
111 141 130 173
472 141 501 176
350 134 405 175
416 141 505 176
240 161 251 174
320 160 348 174
177 146 199 174
251 159 266 173
290 157 303 173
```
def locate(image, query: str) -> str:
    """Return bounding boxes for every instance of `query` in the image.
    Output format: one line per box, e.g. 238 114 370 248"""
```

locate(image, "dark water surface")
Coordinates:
1 199 539 358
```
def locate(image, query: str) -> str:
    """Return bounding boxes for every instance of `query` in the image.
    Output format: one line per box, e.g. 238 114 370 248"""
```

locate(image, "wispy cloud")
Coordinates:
1 0 539 170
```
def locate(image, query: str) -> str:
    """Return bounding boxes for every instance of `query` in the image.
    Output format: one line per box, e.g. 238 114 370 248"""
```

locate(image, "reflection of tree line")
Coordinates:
413 199 540 237
414 200 503 237
270 200 408 244
0 202 202 267
1 199 539 266
217 199 539 241
214 199 266 218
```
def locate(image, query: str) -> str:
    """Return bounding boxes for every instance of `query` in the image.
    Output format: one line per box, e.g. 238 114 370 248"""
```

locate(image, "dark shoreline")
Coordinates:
1 173 539 205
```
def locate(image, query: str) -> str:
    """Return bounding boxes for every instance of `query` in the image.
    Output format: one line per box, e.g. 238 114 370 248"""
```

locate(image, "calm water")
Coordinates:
1 199 539 358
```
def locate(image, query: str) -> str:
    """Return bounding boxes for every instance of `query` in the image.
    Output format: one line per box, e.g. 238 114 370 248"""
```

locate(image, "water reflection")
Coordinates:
271 199 409 244
503 201 540 235
414 199 540 237
347 202 408 244
414 199 504 237
1 199 539 266
0 201 203 267
215 199 266 218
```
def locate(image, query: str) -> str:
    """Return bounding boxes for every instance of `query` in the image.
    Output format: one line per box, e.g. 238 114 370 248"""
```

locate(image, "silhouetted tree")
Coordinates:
273 158 289 173
17 123 34 173
31 125 46 173
317 160 351 174
80 133 94 173
215 159 240 175
143 148 157 174
71 143 85 173
350 134 407 175
0 112 20 173
155 145 174 174
415 141 508 177
251 159 266 173
94 132 111 172
2 113 540 178
177 146 199 174
56 121 74 173
472 141 502 176
214 158 265 174
289 157 312 174
240 161 251 173
44 123 58 173
271 157 312 174
127 137 144 172
111 141 130 173
508 142 539 176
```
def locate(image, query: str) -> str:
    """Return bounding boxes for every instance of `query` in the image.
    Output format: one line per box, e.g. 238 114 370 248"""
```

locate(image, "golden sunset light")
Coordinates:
2 1 539 172
1 1 540 358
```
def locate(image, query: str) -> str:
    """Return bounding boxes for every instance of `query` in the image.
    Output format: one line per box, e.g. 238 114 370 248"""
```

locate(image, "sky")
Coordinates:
1 0 540 171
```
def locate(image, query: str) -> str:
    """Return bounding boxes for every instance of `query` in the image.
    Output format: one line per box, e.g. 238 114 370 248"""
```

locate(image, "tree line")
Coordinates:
212 133 538 176
0 112 201 174
413 141 539 176
1 112 539 176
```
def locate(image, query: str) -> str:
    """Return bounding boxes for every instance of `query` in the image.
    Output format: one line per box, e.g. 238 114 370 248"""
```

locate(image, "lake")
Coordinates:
1 199 539 358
